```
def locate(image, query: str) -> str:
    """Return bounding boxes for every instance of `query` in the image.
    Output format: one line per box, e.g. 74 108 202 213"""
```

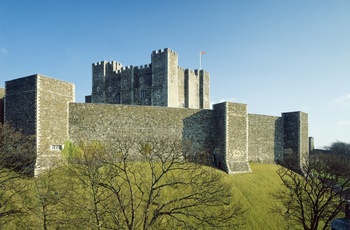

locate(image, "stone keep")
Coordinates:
91 48 210 109
2 48 309 176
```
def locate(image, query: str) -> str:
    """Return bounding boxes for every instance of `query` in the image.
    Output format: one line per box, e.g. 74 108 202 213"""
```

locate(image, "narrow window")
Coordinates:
140 89 147 99
115 93 121 104
51 145 62 150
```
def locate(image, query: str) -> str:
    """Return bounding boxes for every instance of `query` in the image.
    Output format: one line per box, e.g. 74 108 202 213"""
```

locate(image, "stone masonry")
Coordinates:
91 48 210 109
5 75 74 175
0 88 4 124
2 48 309 176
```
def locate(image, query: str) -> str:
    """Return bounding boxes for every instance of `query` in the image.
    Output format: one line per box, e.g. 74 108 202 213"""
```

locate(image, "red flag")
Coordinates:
201 51 206 55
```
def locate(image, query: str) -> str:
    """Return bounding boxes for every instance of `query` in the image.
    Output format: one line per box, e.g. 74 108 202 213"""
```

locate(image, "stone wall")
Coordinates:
3 72 309 176
0 87 4 124
69 103 215 157
282 112 309 172
248 114 284 163
5 76 37 135
35 75 75 174
70 101 297 174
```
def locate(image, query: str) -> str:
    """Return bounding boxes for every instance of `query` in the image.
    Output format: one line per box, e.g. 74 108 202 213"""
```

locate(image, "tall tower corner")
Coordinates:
282 111 309 172
151 48 179 107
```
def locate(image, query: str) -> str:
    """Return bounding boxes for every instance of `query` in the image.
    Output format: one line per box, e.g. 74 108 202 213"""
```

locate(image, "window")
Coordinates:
140 89 147 99
51 145 62 150
115 93 121 104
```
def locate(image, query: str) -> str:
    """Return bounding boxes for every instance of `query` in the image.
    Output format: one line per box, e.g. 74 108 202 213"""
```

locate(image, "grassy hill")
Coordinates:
226 163 290 230
2 163 292 229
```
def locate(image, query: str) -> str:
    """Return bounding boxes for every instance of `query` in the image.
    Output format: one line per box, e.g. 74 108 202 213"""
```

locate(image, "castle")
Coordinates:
90 48 210 109
0 48 309 176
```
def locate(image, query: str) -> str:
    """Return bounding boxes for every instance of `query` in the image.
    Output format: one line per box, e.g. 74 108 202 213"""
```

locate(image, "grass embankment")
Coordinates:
226 163 288 230
2 163 289 229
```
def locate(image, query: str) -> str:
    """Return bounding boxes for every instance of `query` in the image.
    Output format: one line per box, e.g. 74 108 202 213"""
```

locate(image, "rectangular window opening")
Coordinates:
115 93 121 104
140 89 147 99
51 145 63 150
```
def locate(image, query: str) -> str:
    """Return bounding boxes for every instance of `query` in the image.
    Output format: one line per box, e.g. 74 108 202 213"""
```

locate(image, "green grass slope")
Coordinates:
1 163 291 229
226 163 289 230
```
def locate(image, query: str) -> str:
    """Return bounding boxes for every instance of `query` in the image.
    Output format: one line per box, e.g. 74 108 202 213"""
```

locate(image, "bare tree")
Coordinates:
327 141 350 155
23 162 71 230
61 138 245 229
0 123 35 227
84 138 245 229
273 154 350 230
62 141 111 230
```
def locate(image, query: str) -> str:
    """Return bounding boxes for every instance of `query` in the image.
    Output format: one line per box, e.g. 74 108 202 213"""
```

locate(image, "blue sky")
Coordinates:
0 0 349 148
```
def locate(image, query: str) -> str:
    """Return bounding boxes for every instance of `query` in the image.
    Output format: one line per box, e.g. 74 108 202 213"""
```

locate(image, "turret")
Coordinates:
92 61 122 103
199 70 210 109
151 48 179 107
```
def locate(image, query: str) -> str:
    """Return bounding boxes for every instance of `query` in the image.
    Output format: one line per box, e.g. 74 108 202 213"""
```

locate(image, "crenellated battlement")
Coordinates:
185 68 197 76
92 61 123 67
137 64 152 69
196 69 209 75
92 61 123 77
120 65 133 71
152 48 178 56
92 61 106 66
94 63 153 75
180 69 209 76
92 48 208 109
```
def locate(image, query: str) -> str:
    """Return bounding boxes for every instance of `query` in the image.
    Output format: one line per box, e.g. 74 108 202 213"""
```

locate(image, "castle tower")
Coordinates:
5 75 74 175
282 111 309 172
184 69 199 109
213 102 251 174
92 61 122 103
151 48 179 107
120 65 135 105
89 48 209 109
199 70 210 109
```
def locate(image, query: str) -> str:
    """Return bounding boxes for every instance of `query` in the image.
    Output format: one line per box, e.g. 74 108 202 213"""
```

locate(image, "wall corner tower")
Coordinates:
282 111 309 172
5 75 75 176
213 102 251 174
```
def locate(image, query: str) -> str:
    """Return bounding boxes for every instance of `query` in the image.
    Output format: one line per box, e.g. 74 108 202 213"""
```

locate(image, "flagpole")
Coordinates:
200 51 205 70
